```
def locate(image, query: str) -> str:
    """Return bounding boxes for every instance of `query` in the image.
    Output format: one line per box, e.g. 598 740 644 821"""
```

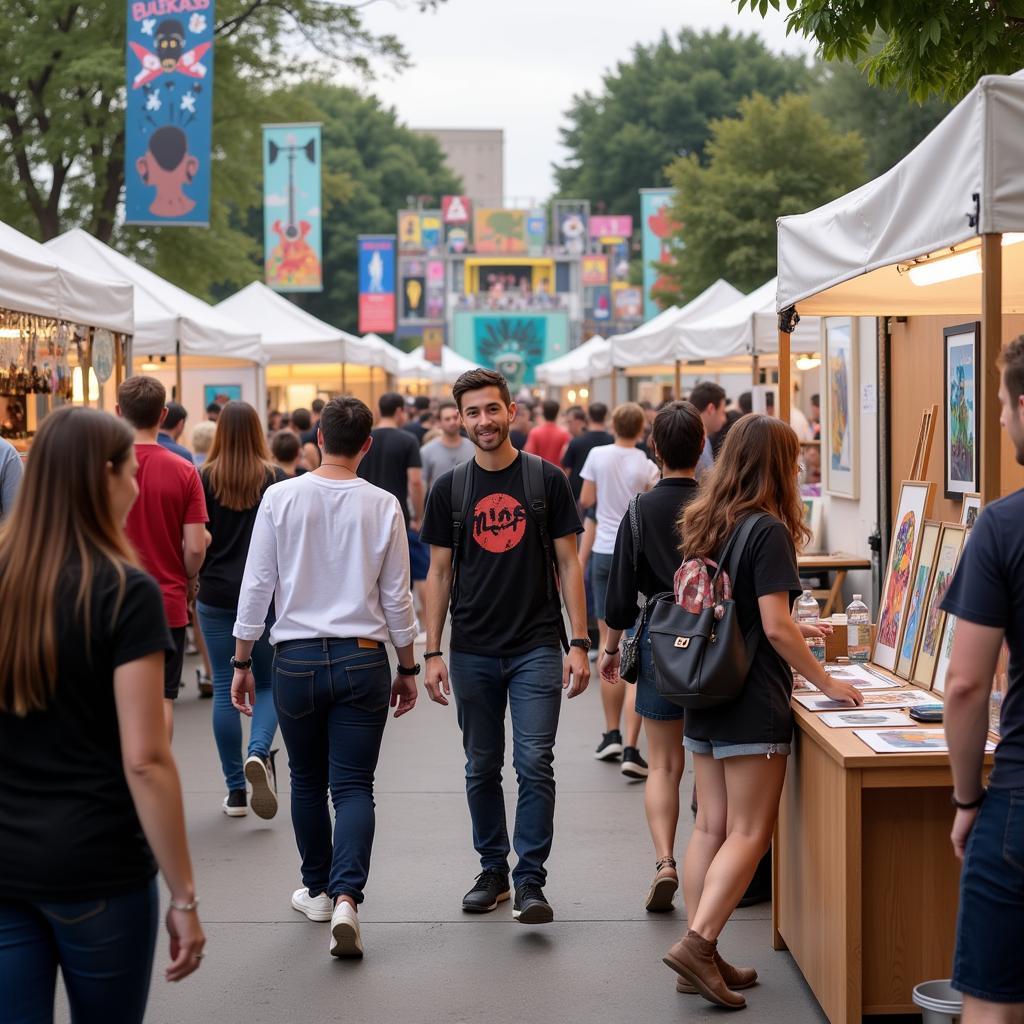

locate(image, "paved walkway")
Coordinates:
80 652 844 1023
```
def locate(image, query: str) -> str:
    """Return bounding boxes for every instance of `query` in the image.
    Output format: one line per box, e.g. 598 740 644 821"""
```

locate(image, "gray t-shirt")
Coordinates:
0 438 23 521
420 436 476 492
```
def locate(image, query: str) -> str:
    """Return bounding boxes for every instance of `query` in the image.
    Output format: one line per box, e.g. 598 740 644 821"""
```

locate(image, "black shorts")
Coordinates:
164 626 187 700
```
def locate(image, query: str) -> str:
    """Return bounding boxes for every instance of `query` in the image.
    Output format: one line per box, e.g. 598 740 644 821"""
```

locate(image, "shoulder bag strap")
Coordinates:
449 460 474 607
628 493 643 577
521 452 569 652
722 512 769 659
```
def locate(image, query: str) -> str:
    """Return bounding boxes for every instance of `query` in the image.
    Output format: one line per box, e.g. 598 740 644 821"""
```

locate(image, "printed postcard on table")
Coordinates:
819 709 917 729
794 688 939 712
854 728 995 755
824 664 898 689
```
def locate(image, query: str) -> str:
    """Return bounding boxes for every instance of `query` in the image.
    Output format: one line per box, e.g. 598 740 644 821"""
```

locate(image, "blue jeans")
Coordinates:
273 638 391 904
450 647 563 888
197 601 277 792
0 880 158 1024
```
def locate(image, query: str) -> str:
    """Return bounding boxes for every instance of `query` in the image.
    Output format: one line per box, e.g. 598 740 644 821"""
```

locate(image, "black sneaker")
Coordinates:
621 746 649 780
513 884 554 925
222 788 247 817
594 729 623 761
461 870 511 913
244 749 278 820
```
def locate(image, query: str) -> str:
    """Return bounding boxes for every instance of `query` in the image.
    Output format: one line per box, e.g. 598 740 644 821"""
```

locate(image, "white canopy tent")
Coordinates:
776 71 1024 501
1 221 133 334
396 345 481 387
536 336 609 387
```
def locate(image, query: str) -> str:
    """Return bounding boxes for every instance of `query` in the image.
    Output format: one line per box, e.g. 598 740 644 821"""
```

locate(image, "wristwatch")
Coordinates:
229 656 253 670
951 790 986 810
569 637 593 652
396 663 421 677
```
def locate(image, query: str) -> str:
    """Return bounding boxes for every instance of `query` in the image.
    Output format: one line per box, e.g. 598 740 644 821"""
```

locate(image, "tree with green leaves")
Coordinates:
553 28 812 221
736 0 1024 101
0 0 442 296
657 93 865 301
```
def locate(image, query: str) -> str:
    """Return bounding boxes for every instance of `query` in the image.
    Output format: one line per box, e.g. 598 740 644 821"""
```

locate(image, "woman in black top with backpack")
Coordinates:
661 414 861 1010
599 402 704 915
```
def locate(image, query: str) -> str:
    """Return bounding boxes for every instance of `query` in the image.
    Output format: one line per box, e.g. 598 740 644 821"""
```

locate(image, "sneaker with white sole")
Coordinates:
291 887 334 922
222 788 247 816
330 901 363 958
244 750 278 820
594 729 623 761
621 746 649 780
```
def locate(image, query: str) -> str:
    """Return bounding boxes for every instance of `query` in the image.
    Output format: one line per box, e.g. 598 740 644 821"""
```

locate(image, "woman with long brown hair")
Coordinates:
0 407 204 1021
198 401 286 819
662 415 861 1010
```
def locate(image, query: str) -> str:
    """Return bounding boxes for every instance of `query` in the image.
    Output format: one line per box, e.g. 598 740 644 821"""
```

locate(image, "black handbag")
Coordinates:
618 494 645 683
649 513 766 709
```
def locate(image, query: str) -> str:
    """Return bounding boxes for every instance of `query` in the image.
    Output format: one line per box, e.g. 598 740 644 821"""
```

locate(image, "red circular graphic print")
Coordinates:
472 493 527 553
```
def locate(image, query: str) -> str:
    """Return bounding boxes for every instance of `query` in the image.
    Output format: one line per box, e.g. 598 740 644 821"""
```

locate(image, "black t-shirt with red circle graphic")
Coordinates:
420 452 582 656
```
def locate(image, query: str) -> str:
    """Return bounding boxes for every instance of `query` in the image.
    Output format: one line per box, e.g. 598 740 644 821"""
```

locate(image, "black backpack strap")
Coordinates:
520 452 570 653
449 460 475 608
719 512 769 659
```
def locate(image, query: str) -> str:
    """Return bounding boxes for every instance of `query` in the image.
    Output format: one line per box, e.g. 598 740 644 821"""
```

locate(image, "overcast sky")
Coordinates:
347 0 816 201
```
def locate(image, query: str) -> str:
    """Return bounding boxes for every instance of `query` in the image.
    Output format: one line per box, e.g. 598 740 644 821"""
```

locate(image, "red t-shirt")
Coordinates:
125 444 207 628
524 422 571 465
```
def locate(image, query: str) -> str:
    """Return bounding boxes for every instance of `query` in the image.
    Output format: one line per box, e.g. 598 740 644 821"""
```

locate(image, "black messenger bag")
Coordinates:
649 513 766 709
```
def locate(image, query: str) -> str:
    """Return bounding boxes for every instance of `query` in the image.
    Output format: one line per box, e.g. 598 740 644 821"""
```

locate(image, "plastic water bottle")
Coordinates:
796 590 825 665
846 595 871 663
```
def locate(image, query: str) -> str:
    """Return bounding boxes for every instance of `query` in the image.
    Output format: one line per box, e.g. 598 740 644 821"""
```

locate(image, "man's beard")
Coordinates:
469 421 509 450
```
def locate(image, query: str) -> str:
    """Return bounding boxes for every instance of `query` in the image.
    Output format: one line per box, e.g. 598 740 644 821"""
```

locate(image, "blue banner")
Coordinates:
263 124 323 292
357 235 396 334
640 188 676 320
124 1 215 226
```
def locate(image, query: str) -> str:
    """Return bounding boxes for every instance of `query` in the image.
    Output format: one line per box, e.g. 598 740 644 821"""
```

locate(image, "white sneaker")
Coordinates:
244 751 278 820
291 887 333 922
330 901 363 958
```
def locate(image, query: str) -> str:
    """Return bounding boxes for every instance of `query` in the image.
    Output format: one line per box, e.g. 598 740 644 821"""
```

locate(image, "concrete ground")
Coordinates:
61 650 916 1023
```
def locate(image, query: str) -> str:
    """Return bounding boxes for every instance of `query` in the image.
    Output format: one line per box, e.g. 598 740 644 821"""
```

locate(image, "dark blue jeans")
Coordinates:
450 647 563 888
273 638 391 904
197 601 277 792
0 879 159 1024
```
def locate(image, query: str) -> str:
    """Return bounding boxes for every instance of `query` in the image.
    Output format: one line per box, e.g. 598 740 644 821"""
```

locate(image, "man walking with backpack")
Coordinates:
420 369 591 924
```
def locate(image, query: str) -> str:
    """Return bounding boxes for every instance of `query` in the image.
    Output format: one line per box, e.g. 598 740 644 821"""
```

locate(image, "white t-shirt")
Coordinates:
580 444 661 554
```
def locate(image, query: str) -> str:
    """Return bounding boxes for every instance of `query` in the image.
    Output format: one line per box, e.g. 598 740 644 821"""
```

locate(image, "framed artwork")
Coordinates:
800 495 824 553
824 317 859 499
944 322 980 498
894 520 941 680
204 384 242 407
932 613 958 695
873 480 935 672
911 523 967 688
960 491 982 530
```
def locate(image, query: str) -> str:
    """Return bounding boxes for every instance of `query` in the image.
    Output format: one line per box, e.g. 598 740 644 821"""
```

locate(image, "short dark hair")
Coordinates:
452 369 511 411
118 375 166 429
689 381 726 414
652 401 705 470
270 430 300 463
311 398 325 415
418 411 433 425
206 402 222 416
413 395 431 412
378 392 405 418
810 393 820 408
541 399 560 422
291 407 312 432
638 400 653 411
163 401 187 430
738 391 752 415
999 334 1024 404
587 401 608 424
438 400 459 415
566 405 586 422
320 396 373 457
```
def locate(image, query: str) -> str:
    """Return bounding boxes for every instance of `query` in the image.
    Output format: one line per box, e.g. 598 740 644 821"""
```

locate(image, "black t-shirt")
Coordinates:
200 466 287 609
300 426 318 446
683 516 802 745
509 429 528 451
357 427 422 524
404 421 427 445
941 493 1024 789
0 562 172 900
604 478 698 631
562 429 614 500
420 453 582 655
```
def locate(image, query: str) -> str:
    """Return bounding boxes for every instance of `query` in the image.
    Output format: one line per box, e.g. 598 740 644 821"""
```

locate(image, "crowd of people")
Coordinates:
0 349 1020 1022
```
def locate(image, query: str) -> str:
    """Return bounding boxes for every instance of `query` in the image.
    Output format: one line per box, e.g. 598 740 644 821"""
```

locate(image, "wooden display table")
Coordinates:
797 553 872 616
773 668 994 1023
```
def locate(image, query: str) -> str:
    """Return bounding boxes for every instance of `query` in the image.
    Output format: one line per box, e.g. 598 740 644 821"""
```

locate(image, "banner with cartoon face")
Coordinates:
124 1 215 226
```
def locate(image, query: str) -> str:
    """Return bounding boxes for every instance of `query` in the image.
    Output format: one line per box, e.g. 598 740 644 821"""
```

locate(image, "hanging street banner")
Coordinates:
357 235 396 334
581 255 609 287
590 215 633 243
640 188 679 320
263 124 323 292
125 1 215 226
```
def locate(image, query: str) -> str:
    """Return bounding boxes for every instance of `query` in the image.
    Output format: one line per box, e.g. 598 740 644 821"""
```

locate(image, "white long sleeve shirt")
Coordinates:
233 474 418 648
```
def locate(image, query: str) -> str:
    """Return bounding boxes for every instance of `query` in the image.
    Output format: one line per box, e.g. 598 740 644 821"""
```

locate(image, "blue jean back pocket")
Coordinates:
274 665 315 719
344 659 390 713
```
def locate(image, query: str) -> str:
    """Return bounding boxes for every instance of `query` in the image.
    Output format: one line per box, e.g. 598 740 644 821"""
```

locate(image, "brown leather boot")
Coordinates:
676 950 758 993
664 930 747 1009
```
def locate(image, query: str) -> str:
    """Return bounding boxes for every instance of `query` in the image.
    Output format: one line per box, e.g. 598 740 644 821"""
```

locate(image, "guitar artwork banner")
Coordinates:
124 0 216 226
262 123 323 292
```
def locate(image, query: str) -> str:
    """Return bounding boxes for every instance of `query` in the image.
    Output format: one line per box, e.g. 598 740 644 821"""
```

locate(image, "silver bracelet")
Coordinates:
169 896 199 912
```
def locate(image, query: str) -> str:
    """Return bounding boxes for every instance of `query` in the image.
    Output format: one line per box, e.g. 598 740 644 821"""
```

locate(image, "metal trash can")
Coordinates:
912 980 962 1024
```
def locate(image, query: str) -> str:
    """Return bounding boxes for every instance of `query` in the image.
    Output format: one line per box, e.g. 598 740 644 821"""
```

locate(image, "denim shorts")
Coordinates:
408 529 429 582
953 786 1024 1002
683 737 791 759
590 551 613 622
633 619 685 721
